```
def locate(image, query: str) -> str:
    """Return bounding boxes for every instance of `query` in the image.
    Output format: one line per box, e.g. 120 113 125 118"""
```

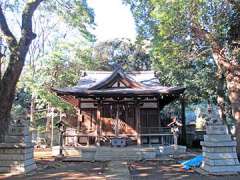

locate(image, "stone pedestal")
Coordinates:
159 145 186 155
201 120 240 175
0 120 36 175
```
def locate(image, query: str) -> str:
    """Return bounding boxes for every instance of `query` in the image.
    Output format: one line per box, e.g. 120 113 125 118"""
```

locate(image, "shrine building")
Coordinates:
52 68 186 146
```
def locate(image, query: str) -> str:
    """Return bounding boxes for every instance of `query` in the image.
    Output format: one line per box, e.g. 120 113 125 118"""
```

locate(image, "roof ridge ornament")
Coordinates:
88 66 144 90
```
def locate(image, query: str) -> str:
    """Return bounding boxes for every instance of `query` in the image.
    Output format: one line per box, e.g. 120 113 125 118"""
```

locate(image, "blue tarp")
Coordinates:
180 155 203 170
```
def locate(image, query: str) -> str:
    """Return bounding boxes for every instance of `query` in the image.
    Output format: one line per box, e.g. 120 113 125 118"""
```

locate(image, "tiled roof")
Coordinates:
77 70 160 89
52 68 185 97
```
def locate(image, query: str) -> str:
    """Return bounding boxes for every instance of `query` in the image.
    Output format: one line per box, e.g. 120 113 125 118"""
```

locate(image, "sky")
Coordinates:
88 0 137 42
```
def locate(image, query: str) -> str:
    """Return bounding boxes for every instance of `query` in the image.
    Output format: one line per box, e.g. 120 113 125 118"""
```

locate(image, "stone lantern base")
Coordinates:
201 121 240 175
0 120 36 175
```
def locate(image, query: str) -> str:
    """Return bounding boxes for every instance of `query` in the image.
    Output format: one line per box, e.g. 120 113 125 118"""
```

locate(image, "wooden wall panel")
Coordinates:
140 109 159 127
81 108 97 132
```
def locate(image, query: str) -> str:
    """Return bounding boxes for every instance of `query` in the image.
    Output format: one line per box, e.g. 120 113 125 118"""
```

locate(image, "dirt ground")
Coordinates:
1 149 240 180
2 148 105 180
129 160 240 180
5 159 240 180
4 161 105 180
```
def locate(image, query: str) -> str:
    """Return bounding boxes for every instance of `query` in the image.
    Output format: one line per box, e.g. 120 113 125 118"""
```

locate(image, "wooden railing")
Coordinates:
141 134 174 145
159 134 174 145
140 127 171 134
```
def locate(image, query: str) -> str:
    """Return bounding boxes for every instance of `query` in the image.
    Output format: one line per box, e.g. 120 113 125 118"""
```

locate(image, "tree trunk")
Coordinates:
0 0 43 142
215 69 234 137
216 71 227 121
0 54 24 142
226 70 240 153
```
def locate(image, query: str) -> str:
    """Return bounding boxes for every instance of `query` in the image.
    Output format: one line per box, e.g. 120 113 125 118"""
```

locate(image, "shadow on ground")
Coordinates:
129 160 240 180
5 162 106 180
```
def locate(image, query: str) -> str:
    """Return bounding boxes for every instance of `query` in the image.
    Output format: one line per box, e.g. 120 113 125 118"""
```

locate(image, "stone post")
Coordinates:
0 119 36 175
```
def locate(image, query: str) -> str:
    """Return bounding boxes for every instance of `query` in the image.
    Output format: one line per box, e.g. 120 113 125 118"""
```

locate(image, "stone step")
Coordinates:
204 158 240 166
0 163 36 174
0 158 34 167
95 155 140 158
206 125 228 135
0 148 33 154
95 149 142 161
96 154 140 156
202 164 240 173
204 134 231 142
95 157 141 159
5 135 32 144
201 123 240 175
202 146 236 153
201 141 237 147
203 152 238 159
0 153 34 161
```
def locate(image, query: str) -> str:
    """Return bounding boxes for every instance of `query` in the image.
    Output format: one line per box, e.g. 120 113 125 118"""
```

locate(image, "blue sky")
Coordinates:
88 0 137 42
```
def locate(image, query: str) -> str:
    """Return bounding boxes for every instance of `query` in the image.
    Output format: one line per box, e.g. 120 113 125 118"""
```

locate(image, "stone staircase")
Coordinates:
95 147 142 161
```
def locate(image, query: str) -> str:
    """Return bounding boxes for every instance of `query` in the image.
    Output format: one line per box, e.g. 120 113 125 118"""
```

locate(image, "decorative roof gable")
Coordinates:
88 68 144 90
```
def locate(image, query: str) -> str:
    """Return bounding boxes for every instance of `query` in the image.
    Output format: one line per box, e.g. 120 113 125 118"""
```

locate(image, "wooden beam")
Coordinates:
79 99 159 103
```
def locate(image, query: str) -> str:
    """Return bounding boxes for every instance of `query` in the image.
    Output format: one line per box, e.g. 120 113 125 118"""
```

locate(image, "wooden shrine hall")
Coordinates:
53 68 186 146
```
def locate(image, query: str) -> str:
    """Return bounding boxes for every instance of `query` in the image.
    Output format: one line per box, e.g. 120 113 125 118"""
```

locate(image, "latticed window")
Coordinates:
140 109 159 127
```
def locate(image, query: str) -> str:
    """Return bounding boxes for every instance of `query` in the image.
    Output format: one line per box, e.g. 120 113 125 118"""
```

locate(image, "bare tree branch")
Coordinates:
0 4 17 50
19 0 44 60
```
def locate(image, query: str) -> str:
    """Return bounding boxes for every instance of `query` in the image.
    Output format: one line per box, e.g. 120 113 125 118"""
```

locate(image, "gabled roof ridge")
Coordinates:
84 70 113 74
88 68 144 90
83 70 155 74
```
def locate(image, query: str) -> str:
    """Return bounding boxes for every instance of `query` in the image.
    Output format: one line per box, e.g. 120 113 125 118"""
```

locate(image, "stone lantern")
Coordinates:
56 120 65 158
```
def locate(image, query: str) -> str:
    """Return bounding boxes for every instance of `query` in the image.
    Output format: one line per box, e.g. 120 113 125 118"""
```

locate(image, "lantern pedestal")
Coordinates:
201 120 240 175
0 120 36 175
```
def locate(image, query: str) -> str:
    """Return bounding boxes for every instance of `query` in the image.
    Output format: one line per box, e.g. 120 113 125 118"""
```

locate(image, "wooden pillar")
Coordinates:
180 95 186 145
135 101 141 146
157 98 163 127
96 100 102 146
77 109 82 133
115 103 119 137
51 107 54 147
76 109 82 146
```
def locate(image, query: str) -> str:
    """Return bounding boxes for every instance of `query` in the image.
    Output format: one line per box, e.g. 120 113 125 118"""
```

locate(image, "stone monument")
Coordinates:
200 107 240 174
0 119 36 175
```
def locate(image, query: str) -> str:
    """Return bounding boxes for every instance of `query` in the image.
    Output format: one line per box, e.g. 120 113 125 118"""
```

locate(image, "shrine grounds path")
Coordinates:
3 160 240 180
1 149 240 180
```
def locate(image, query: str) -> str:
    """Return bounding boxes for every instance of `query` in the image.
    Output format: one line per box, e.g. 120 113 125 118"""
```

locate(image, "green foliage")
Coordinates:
124 0 232 102
122 0 156 40
44 0 95 42
21 40 96 109
1 0 96 131
93 38 151 71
